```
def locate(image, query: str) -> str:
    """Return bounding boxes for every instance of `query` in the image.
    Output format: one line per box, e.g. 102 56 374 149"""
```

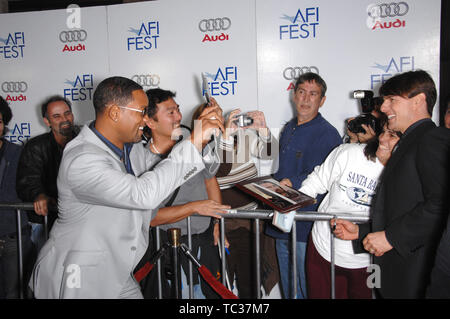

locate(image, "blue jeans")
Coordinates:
275 238 308 299
30 223 46 253
0 229 34 298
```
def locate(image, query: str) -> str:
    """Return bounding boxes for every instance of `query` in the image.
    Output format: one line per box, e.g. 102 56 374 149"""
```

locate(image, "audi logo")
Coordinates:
283 67 319 80
131 74 160 87
198 17 231 32
59 30 88 43
1 81 28 93
368 2 409 18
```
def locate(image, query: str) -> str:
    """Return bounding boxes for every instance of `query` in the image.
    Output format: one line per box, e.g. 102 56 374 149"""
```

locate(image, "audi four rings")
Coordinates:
283 67 319 80
59 30 88 43
1 81 28 93
198 17 231 32
131 75 161 87
368 2 409 18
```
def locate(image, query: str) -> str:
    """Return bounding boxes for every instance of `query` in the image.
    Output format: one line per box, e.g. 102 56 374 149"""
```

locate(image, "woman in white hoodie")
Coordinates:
281 117 401 298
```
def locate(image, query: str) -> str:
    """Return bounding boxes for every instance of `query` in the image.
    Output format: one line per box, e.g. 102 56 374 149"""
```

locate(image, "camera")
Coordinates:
347 113 379 134
234 113 254 127
348 90 383 135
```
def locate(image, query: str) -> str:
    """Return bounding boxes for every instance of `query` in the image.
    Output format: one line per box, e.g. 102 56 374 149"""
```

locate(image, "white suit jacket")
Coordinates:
29 125 205 298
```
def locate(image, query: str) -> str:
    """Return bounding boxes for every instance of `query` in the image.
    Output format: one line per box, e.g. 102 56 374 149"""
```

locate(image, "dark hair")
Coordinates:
0 95 12 125
379 70 437 116
41 95 72 118
145 88 176 119
0 96 13 135
294 72 327 97
93 76 143 114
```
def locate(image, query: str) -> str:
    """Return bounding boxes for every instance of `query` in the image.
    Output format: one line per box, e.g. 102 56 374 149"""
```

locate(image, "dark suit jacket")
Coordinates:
354 121 450 298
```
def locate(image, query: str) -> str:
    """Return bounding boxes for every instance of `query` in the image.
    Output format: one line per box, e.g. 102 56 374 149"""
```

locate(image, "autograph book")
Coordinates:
235 176 316 213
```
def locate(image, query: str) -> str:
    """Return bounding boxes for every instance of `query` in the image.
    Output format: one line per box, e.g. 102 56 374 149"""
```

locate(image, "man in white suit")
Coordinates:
29 76 227 299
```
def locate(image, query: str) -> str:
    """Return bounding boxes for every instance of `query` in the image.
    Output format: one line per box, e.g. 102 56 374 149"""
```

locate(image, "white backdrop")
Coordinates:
0 0 441 145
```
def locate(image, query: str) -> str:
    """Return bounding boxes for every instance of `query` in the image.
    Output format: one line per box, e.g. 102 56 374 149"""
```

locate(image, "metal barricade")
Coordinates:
1 202 369 299
0 202 40 299
153 209 370 299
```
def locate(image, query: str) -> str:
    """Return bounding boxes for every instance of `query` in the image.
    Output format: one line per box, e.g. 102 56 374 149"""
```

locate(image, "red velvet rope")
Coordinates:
134 262 238 299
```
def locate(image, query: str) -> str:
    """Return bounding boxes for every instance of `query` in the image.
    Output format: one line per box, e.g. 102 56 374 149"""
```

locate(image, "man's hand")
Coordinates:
332 218 359 240
356 124 376 143
190 101 225 151
224 109 241 140
279 178 292 188
187 200 230 219
33 193 55 216
246 111 269 137
346 118 376 143
363 231 393 257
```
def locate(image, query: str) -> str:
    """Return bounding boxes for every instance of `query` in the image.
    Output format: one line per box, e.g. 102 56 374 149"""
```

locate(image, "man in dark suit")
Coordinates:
333 70 450 298
427 195 450 298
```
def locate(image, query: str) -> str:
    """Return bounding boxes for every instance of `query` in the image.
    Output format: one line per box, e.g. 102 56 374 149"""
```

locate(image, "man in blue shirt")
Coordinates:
266 72 341 299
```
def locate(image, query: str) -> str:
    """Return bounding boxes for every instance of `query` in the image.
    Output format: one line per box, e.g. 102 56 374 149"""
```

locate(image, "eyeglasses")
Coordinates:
118 106 146 116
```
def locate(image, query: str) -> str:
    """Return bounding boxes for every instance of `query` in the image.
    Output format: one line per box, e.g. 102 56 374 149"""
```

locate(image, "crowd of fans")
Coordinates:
0 70 449 299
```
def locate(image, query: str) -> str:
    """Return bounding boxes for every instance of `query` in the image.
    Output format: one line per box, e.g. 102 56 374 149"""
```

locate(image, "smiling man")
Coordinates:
136 88 227 299
16 96 79 252
265 72 341 299
336 70 450 298
28 76 225 299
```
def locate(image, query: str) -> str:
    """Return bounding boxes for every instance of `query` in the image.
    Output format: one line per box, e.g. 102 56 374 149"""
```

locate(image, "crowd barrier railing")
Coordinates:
153 209 370 299
0 202 369 299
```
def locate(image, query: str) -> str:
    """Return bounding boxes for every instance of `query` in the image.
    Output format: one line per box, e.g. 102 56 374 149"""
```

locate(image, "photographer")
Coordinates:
213 108 280 298
345 90 383 144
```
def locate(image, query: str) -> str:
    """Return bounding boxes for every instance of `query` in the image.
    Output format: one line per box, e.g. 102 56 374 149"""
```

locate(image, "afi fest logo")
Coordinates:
283 66 319 90
127 21 160 51
4 122 31 145
279 7 319 40
367 2 409 31
199 17 231 43
370 56 414 89
203 67 238 96
0 31 25 59
131 74 160 88
63 74 94 101
61 4 86 52
1 81 27 102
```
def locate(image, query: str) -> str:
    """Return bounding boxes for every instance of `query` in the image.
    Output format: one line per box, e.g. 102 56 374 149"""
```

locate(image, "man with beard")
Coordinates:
16 96 79 252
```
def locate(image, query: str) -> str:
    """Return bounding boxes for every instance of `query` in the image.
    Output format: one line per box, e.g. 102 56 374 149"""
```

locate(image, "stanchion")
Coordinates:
134 227 238 299
167 228 182 299
330 216 336 299
291 221 297 299
16 209 24 299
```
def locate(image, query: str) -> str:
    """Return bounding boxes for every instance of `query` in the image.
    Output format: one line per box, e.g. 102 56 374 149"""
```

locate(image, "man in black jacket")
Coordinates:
16 95 79 252
334 70 450 298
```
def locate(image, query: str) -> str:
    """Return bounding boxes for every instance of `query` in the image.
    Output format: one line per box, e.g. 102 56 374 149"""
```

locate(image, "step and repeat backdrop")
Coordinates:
0 0 441 145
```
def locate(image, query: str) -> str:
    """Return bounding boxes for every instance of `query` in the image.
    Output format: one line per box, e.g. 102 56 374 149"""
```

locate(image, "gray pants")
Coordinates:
118 273 143 299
